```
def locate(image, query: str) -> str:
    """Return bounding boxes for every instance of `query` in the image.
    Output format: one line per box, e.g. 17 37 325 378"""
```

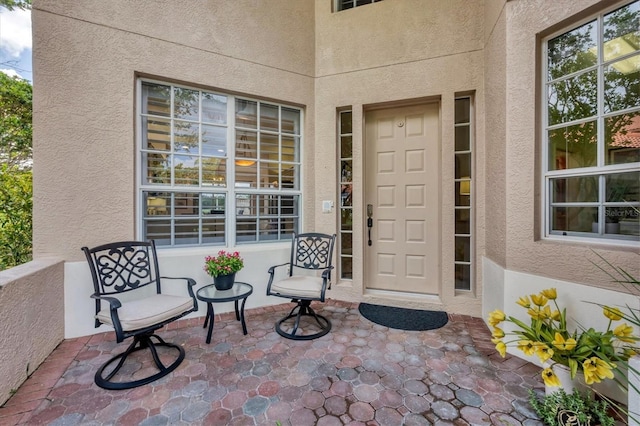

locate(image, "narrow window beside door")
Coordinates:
338 110 353 279
454 96 473 291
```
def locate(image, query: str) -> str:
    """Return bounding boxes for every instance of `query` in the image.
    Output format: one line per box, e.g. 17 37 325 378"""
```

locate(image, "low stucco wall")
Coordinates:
0 258 64 406
65 245 292 338
483 255 640 412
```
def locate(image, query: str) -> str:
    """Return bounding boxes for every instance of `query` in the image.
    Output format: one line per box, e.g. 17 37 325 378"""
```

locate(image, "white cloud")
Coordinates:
0 68 23 78
0 8 32 58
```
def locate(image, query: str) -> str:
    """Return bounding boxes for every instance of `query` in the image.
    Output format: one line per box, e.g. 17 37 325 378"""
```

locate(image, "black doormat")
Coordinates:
358 303 449 331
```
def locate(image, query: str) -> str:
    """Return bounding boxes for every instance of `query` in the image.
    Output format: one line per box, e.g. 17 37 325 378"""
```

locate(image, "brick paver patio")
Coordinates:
0 300 545 425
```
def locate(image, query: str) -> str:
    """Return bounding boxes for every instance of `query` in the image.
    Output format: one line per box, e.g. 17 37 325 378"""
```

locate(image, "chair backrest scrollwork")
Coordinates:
83 241 161 296
290 232 336 274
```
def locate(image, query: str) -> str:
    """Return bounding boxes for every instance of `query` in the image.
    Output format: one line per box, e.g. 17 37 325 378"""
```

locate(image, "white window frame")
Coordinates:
334 0 382 12
136 78 303 248
541 1 640 246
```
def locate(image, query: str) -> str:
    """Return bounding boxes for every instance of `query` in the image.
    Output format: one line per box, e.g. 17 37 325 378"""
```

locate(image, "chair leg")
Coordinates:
94 331 185 390
275 300 332 340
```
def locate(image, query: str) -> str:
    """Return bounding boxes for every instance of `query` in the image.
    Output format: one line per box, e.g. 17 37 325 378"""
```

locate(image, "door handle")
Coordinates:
367 204 373 246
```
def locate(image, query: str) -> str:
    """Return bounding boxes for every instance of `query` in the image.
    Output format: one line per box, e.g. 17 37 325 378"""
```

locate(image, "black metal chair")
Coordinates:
266 232 336 340
82 240 198 390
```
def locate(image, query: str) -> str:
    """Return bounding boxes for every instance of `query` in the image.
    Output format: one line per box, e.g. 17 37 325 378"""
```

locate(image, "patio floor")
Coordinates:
0 300 546 425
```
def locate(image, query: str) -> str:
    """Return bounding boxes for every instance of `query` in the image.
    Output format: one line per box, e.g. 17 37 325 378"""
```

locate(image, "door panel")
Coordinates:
365 103 440 295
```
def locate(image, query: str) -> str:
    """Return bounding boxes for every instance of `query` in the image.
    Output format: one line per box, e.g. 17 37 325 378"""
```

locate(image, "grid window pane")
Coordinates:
139 80 301 247
202 125 226 156
282 108 300 134
606 112 640 165
143 117 170 151
551 207 598 233
548 70 598 126
547 21 597 81
236 100 257 129
551 176 598 203
341 257 353 280
141 82 170 117
548 121 598 170
544 3 640 243
455 264 471 291
202 93 227 124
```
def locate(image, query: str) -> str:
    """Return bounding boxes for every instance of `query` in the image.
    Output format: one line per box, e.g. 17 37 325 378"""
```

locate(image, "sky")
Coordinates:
0 6 32 82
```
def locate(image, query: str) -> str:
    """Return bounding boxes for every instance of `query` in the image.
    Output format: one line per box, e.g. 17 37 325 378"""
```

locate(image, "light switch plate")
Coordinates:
322 200 334 213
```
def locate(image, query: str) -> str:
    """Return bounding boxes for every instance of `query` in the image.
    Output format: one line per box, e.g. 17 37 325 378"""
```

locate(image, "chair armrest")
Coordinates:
90 293 122 309
266 263 291 295
321 266 335 290
90 293 125 338
160 276 198 311
268 263 290 275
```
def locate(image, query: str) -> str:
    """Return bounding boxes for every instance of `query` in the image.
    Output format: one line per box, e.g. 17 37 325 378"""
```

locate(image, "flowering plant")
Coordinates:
488 288 637 388
204 250 244 278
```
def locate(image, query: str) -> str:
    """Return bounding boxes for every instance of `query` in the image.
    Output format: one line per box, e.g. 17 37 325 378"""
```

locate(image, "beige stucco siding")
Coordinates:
33 0 315 78
503 0 640 287
483 1 507 267
32 1 316 261
315 0 484 77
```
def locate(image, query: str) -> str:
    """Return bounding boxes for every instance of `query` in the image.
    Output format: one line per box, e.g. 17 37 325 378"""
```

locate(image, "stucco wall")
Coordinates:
483 0 508 267
502 0 640 287
31 0 316 261
33 0 315 78
314 0 486 316
315 0 483 77
30 0 640 332
0 259 64 405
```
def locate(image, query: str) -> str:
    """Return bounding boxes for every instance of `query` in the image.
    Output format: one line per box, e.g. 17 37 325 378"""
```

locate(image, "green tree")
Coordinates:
0 72 33 269
0 164 32 269
0 72 32 167
0 0 31 10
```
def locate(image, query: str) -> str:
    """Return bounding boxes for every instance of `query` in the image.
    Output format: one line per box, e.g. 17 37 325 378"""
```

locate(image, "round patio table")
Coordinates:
196 282 253 344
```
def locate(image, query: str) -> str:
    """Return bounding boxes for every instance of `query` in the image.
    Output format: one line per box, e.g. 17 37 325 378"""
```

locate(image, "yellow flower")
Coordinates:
541 367 561 387
516 296 531 308
582 357 615 385
613 323 635 343
541 288 557 300
492 327 505 339
530 293 548 307
550 310 562 321
527 307 545 320
541 305 552 320
495 341 507 357
552 332 577 351
535 344 554 363
603 306 623 321
488 310 506 327
517 340 536 356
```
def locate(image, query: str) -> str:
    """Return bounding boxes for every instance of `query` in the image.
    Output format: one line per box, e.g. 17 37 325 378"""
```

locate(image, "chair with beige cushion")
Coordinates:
266 232 336 340
82 240 197 390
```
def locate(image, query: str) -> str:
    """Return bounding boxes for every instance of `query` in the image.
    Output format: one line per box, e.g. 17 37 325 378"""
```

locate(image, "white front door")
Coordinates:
364 103 441 295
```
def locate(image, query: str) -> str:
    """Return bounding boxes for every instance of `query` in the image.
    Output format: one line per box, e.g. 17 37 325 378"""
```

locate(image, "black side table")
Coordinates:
196 282 253 344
